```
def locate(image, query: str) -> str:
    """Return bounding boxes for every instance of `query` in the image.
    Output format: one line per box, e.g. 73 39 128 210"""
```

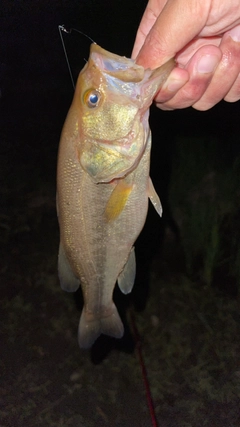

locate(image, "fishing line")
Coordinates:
58 25 75 90
130 310 158 427
58 25 96 91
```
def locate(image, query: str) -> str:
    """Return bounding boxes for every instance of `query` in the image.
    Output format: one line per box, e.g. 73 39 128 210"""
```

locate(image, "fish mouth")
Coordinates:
96 129 139 155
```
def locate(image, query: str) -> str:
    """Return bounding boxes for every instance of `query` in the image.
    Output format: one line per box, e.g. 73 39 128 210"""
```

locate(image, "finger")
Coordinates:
176 36 221 66
193 26 240 110
153 67 189 103
132 0 167 59
224 72 240 102
222 25 240 103
136 0 210 69
155 45 222 109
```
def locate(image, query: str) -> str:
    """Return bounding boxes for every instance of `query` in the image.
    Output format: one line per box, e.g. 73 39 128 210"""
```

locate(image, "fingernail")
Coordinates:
228 25 240 42
197 54 219 74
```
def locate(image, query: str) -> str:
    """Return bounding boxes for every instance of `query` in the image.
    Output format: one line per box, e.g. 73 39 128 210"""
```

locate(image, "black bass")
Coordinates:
57 43 174 348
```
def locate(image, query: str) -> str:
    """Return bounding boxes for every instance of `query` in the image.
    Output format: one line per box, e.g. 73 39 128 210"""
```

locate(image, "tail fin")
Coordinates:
78 303 124 349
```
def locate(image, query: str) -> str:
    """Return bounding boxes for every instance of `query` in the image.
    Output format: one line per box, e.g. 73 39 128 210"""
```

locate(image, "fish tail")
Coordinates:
78 303 124 349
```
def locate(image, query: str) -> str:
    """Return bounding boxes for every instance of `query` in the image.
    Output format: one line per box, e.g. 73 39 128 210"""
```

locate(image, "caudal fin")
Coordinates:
78 303 124 349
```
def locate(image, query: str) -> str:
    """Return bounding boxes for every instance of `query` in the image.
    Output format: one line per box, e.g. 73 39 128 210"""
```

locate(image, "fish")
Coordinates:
57 43 175 348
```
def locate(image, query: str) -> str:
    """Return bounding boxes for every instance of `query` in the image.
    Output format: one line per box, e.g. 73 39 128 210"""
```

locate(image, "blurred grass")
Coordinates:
134 265 240 426
169 135 240 288
1 141 240 425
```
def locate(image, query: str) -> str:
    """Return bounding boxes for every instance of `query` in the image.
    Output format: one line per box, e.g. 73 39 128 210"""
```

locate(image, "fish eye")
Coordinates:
83 89 101 108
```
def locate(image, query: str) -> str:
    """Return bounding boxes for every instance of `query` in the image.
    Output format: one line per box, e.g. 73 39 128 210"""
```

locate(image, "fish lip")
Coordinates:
89 108 148 152
88 126 145 166
93 130 136 151
79 109 150 183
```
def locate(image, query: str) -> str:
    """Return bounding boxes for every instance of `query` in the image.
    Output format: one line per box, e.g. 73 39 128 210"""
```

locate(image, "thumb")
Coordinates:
136 0 210 69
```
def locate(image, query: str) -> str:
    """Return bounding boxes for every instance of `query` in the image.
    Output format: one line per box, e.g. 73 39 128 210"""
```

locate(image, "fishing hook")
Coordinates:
58 24 96 90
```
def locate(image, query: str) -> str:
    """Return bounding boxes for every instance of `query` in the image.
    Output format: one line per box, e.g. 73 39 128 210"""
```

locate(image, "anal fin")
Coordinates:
58 242 80 292
117 247 136 294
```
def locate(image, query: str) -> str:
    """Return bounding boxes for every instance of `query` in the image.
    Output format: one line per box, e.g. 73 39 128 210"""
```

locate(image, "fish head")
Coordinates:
71 43 175 183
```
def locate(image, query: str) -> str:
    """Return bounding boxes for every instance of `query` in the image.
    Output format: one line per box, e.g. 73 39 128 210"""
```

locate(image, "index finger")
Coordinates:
134 0 209 69
132 0 167 59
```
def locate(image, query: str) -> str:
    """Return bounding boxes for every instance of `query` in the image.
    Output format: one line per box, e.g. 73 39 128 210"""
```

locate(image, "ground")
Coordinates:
1 161 240 426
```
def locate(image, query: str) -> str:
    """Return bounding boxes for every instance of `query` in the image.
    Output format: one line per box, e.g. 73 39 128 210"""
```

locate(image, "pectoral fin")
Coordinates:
58 242 80 292
105 179 133 222
118 247 136 294
148 177 162 217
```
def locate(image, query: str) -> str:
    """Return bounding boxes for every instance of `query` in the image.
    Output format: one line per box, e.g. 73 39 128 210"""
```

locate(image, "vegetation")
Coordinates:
169 135 240 290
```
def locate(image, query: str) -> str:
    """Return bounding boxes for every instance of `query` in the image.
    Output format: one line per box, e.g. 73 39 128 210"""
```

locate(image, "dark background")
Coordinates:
2 0 239 266
1 0 239 178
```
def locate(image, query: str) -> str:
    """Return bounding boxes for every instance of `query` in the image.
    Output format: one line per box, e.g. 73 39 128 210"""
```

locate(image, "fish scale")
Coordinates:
57 43 175 348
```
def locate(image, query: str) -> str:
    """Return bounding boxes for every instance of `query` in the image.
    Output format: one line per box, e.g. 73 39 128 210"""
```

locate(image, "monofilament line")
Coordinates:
58 25 96 91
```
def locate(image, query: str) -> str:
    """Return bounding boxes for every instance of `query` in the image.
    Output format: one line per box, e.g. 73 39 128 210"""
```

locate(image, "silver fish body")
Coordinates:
57 44 174 348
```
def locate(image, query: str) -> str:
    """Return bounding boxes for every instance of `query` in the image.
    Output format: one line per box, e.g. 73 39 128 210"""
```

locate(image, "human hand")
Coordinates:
132 0 240 110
